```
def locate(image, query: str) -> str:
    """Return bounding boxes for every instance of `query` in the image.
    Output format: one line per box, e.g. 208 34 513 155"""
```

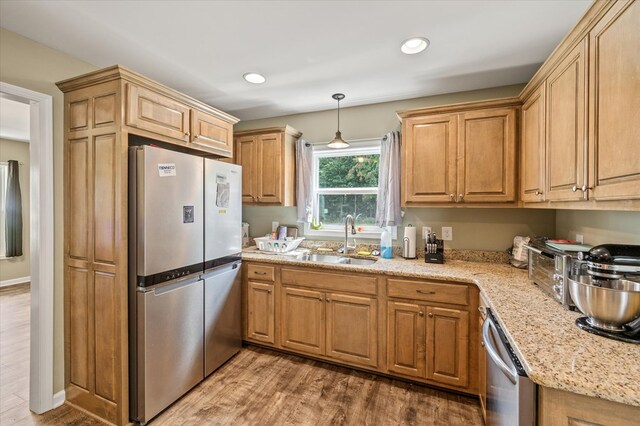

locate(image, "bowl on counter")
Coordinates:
568 275 640 331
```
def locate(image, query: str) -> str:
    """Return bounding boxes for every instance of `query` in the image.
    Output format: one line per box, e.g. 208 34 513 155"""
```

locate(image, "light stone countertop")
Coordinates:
242 248 640 407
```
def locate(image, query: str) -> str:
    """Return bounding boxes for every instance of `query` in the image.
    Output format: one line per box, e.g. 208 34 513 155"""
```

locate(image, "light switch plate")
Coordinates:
272 221 279 232
422 226 432 240
442 226 453 241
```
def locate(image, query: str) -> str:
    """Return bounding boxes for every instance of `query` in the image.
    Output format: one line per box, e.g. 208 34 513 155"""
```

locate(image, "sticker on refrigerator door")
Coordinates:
183 206 194 223
157 163 176 177
215 173 230 208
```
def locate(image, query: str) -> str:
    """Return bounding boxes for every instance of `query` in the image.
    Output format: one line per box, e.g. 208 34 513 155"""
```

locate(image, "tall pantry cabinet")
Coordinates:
57 66 238 425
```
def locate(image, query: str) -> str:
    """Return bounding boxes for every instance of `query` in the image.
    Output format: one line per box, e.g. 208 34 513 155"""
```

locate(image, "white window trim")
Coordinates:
304 139 396 240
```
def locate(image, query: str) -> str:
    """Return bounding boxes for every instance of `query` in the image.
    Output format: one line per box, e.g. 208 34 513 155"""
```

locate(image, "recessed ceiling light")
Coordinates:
243 72 266 84
401 37 430 55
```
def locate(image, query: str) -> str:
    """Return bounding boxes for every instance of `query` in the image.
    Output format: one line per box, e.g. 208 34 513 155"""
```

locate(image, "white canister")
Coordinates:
403 225 417 259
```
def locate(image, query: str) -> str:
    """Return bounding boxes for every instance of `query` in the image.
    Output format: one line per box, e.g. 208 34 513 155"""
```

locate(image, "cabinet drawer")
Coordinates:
126 83 190 141
281 268 377 296
387 278 469 306
247 264 275 282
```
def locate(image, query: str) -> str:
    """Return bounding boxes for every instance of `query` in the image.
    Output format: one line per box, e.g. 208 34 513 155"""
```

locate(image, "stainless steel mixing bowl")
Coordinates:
568 275 640 331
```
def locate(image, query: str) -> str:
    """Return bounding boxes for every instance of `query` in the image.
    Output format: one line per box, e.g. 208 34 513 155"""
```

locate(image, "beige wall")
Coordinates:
0 138 30 282
0 28 97 393
556 210 640 246
238 84 558 251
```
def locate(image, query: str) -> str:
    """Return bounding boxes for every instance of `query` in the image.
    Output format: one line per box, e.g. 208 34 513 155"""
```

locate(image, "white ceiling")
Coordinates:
0 96 30 143
0 0 591 121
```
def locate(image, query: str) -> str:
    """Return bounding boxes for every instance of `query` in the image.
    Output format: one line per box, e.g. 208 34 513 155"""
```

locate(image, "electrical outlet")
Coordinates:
272 221 279 232
442 226 453 241
576 234 584 244
422 226 432 240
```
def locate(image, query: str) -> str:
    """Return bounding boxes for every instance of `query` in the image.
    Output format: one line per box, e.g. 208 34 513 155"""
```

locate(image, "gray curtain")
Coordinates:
375 131 402 227
296 138 314 223
5 160 23 257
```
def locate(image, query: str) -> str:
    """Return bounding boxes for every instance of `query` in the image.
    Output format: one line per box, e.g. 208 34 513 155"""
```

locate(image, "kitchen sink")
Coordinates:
294 253 377 266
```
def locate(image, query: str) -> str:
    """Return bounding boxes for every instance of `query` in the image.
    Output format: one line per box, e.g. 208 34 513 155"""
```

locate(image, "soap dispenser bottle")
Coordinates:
380 227 393 259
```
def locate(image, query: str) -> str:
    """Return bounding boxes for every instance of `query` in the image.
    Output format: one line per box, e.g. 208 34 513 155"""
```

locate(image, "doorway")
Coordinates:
0 82 54 416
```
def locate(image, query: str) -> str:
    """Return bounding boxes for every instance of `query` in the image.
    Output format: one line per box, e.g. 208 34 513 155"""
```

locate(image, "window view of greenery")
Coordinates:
318 154 379 188
317 154 379 225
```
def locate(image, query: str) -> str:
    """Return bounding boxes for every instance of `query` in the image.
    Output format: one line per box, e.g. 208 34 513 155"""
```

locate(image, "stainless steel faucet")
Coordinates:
342 214 357 254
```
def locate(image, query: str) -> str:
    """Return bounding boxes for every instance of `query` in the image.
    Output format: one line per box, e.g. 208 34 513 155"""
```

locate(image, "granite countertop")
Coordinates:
242 248 640 407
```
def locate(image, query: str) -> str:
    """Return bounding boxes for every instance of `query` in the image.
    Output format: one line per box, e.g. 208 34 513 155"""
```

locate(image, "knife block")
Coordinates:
424 239 444 264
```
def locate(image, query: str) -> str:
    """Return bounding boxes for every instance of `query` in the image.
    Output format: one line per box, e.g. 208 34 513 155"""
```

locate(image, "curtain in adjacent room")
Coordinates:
5 160 23 257
375 131 402 227
295 138 314 223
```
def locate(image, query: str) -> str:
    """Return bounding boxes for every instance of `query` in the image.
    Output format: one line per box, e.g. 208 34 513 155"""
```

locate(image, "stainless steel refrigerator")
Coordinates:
203 159 242 377
129 145 242 424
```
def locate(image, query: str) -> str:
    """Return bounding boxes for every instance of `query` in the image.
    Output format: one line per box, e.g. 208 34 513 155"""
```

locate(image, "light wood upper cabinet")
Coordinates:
588 0 640 201
280 286 325 356
545 38 588 202
247 281 275 344
126 83 191 142
256 133 283 203
399 99 519 206
425 306 469 388
190 109 234 157
402 114 458 204
387 301 425 378
236 135 258 203
234 126 301 206
326 293 378 368
520 84 546 202
458 108 516 203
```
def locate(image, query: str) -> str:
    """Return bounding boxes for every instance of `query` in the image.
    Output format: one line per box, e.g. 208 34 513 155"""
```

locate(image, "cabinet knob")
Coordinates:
428 312 434 317
449 194 455 200
267 289 272 293
535 190 542 196
185 131 191 137
572 185 578 192
458 194 464 202
419 311 424 316
580 185 592 192
326 298 331 303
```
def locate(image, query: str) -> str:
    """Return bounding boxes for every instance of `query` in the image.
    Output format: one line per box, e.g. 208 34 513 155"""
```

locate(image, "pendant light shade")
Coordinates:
328 93 349 149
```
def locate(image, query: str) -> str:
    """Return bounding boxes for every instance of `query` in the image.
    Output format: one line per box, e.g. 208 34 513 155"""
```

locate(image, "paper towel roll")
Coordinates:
403 225 417 259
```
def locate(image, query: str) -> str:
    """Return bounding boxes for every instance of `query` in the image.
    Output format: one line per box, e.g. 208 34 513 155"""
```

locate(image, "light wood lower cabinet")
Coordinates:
386 302 470 388
281 286 325 355
247 281 275 344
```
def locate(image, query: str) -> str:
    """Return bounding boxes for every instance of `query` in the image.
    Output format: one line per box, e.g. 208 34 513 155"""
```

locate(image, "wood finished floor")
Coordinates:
0 283 482 425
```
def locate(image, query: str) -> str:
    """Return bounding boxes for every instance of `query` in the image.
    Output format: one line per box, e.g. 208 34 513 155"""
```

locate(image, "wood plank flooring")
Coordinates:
1 283 482 425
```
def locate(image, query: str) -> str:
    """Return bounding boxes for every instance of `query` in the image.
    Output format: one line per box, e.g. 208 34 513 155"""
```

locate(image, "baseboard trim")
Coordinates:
0 276 30 288
53 390 65 409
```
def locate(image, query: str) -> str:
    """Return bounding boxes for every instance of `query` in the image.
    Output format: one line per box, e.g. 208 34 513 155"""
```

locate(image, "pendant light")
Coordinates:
328 93 349 149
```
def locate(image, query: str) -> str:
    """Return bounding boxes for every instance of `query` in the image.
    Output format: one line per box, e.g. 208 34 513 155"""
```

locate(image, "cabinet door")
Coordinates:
326 293 377 368
190 109 233 157
545 38 588 201
521 84 546 202
457 108 516 203
235 136 257 203
387 301 425 378
588 0 640 201
126 83 190 142
426 306 469 387
257 133 283 204
247 281 275 344
402 114 458 204
281 287 325 356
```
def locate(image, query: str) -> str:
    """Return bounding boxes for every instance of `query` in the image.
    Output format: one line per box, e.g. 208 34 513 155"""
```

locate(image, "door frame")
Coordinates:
0 81 55 414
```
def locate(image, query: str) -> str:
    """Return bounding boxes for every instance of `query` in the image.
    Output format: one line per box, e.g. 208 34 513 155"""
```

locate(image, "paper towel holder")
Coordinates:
402 224 417 259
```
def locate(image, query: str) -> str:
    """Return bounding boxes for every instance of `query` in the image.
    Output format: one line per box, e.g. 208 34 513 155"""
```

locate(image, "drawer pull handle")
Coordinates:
326 298 331 302
267 289 272 293
428 312 434 317
419 311 424 316
416 290 436 295
254 271 267 275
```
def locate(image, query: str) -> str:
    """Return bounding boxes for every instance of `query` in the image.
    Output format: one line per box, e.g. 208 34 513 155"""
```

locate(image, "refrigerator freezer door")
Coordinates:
204 159 242 265
136 276 204 423
136 145 204 277
203 262 242 376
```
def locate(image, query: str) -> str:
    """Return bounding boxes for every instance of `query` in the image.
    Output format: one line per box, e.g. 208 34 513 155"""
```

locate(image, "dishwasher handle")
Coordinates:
483 318 518 385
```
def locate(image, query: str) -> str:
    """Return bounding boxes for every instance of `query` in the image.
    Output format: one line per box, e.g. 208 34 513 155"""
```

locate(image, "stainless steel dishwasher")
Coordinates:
135 276 204 423
483 308 536 426
203 261 242 376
